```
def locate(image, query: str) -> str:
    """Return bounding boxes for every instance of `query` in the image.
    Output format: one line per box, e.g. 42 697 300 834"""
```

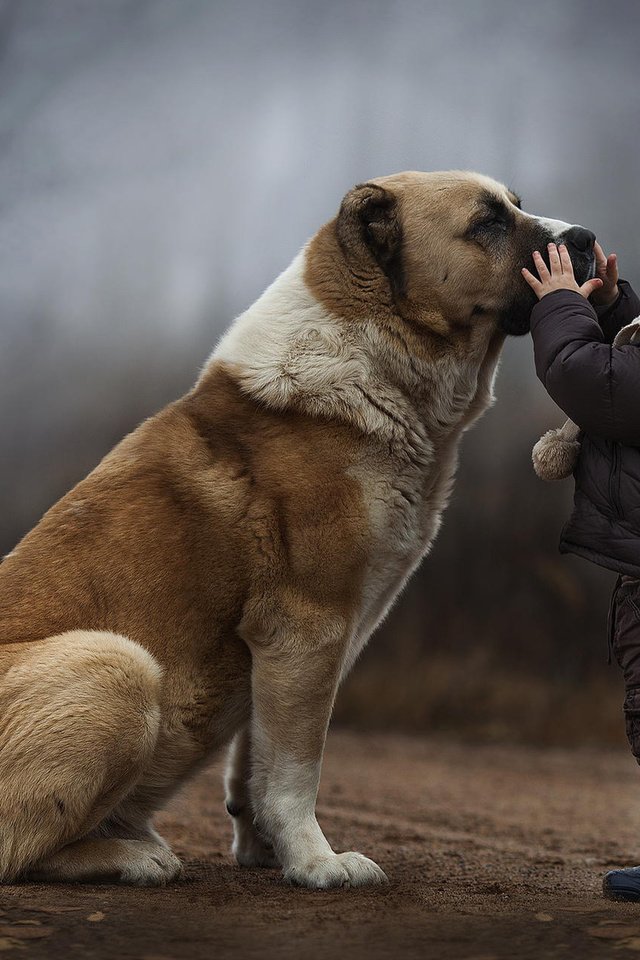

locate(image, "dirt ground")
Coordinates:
5 731 640 958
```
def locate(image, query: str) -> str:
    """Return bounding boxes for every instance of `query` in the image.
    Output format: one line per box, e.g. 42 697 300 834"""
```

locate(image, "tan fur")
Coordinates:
0 171 546 888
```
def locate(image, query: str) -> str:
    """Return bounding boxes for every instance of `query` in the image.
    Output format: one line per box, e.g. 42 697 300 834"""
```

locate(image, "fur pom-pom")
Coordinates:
532 427 581 481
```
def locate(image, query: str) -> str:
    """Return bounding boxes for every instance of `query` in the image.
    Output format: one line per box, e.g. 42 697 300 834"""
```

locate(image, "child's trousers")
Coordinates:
610 574 640 761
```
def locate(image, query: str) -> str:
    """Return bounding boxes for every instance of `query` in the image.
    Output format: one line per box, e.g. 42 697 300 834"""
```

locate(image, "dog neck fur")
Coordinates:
203 246 497 449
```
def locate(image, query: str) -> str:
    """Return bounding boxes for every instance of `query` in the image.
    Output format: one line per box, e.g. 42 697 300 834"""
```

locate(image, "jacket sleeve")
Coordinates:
530 287 640 446
595 280 640 343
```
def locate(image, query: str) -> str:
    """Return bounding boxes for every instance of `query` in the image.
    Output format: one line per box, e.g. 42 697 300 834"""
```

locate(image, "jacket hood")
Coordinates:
613 317 640 347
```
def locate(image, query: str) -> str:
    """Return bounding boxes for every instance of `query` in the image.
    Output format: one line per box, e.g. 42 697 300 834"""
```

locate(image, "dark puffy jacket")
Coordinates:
530 279 640 576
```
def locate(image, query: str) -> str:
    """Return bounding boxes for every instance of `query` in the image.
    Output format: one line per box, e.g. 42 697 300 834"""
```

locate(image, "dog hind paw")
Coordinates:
118 845 183 887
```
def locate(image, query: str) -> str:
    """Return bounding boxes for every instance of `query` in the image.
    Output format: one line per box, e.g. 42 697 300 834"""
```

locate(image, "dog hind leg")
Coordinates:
0 630 163 884
26 837 182 886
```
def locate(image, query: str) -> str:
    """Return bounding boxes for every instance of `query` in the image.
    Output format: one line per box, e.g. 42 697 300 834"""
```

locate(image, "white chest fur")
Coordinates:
343 422 466 675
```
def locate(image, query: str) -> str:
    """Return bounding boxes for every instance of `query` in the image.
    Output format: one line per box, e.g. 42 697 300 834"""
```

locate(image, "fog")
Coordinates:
1 0 639 738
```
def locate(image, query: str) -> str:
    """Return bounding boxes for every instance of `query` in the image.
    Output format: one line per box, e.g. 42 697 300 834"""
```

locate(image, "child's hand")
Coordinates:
522 243 603 301
589 241 619 306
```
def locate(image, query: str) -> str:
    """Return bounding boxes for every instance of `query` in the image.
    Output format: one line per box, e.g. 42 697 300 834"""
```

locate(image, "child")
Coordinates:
524 242 640 902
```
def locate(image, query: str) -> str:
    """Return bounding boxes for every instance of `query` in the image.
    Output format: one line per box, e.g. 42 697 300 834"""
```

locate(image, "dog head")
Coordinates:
315 170 595 337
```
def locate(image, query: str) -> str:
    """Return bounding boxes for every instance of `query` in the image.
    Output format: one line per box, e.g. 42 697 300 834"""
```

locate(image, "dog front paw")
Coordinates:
284 851 387 889
232 825 279 868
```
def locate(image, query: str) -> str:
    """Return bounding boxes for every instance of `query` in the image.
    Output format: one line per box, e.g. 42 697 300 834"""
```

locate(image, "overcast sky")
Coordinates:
1 0 639 551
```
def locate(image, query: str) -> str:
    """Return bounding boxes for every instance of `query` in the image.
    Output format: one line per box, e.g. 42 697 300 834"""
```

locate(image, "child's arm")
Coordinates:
524 244 640 446
596 280 640 342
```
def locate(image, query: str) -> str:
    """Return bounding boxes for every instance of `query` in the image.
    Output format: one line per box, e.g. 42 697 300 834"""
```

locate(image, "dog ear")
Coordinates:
336 183 403 290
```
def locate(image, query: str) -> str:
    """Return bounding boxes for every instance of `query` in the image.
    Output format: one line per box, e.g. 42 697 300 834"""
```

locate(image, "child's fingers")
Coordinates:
532 250 550 281
607 253 619 284
579 277 603 298
558 244 575 278
594 241 608 278
521 266 543 296
548 243 562 275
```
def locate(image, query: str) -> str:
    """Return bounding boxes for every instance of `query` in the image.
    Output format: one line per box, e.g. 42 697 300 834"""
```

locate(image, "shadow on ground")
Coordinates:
4 731 640 959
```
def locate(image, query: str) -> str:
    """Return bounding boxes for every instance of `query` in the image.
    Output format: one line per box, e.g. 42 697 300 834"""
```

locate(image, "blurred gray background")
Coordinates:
1 0 639 742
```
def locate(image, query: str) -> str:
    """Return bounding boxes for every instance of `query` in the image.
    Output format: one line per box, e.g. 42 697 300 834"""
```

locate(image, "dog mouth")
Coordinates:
499 227 597 337
566 246 597 285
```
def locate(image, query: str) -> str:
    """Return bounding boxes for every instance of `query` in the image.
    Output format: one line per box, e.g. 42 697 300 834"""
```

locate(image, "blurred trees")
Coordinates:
1 0 638 743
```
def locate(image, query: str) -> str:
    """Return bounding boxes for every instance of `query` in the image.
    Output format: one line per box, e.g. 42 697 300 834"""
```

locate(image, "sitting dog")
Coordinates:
0 171 595 889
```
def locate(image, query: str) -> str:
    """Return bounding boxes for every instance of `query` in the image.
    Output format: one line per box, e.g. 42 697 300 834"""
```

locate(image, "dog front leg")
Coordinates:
247 618 387 889
224 725 278 868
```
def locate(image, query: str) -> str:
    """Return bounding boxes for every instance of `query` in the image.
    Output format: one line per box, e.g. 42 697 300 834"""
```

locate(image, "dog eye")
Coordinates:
467 215 507 241
481 216 507 232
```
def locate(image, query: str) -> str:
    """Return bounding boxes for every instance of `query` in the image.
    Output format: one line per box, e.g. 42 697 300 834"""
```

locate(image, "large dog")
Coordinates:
0 171 595 889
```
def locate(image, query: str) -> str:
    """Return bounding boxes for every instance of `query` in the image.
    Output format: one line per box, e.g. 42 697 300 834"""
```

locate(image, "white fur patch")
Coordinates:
206 250 431 442
522 212 572 237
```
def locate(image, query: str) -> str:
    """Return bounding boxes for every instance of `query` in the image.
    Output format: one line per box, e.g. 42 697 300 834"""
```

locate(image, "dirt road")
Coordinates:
4 731 640 958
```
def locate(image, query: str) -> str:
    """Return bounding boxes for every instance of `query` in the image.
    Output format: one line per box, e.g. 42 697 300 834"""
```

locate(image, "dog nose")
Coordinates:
563 226 596 253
